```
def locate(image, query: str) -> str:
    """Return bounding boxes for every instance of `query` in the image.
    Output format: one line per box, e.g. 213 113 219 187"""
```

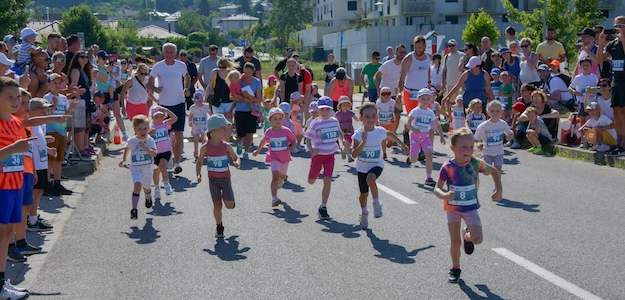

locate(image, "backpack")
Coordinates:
548 73 571 88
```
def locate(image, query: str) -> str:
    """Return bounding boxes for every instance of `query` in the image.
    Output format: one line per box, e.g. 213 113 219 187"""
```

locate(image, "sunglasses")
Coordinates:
121 62 127 65
520 45 529 48
139 72 148 76
397 51 406 54
179 53 187 56
449 44 456 47
599 84 609 87
614 24 625 28
292 55 300 58
79 55 89 59
218 66 227 69
381 92 392 96
54 57 65 62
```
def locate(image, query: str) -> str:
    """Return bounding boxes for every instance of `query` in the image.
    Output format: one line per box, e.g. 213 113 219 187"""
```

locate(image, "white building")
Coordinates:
218 14 260 33
301 0 625 62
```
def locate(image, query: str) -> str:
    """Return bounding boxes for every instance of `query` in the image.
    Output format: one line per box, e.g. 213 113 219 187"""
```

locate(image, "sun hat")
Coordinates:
338 96 351 107
290 91 303 100
193 90 204 101
417 88 433 98
380 86 392 93
205 114 232 132
309 101 318 112
278 102 291 114
20 28 37 40
499 47 511 55
267 75 276 81
317 96 333 109
268 107 284 119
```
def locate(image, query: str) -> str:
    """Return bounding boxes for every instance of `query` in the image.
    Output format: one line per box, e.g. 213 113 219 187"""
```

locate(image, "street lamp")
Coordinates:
375 1 384 53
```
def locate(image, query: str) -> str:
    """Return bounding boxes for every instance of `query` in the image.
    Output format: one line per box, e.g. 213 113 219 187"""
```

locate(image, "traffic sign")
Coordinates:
228 43 235 50
240 39 248 47
228 50 234 57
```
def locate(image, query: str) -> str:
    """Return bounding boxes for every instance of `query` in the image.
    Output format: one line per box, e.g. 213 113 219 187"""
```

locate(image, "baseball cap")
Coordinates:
380 86 392 93
499 47 511 55
97 50 109 59
206 114 232 132
317 96 333 109
512 102 526 113
278 102 291 114
537 64 550 71
490 68 501 75
549 60 560 67
290 91 303 100
292 51 300 57
194 90 204 101
47 73 63 82
465 56 482 69
29 98 53 110
3 35 16 43
179 49 188 55
579 28 596 37
152 109 165 116
312 83 318 89
585 102 599 110
20 28 37 39
0 53 14 66
267 107 284 119
309 101 318 112
500 71 509 76
417 88 433 98
267 75 276 81
448 39 457 45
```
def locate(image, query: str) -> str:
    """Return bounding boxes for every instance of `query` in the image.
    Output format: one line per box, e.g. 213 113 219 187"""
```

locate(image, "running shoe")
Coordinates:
462 227 474 255
55 183 73 195
503 140 513 147
406 156 412 166
359 213 369 230
272 198 282 207
174 164 183 174
607 147 625 156
164 183 173 195
318 207 330 220
236 144 243 155
0 284 29 300
3 279 28 293
510 141 522 149
373 202 383 218
154 187 161 201
7 245 27 262
43 181 59 196
527 147 536 152
532 147 544 154
130 208 138 219
383 154 388 160
341 149 346 160
16 243 42 256
448 268 461 283
145 197 153 209
27 218 53 232
215 225 225 238
242 152 249 159
425 178 436 187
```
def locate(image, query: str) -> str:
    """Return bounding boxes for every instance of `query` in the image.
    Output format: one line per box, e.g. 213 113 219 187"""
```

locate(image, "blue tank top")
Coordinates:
78 69 91 101
503 56 521 84
463 70 486 106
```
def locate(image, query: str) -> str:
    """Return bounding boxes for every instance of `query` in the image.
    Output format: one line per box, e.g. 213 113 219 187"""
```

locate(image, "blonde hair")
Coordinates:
531 90 547 104
520 37 532 47
467 98 482 114
486 99 502 110
225 70 242 85
525 106 538 115
132 114 149 128
615 16 625 23
217 57 239 70
450 127 474 146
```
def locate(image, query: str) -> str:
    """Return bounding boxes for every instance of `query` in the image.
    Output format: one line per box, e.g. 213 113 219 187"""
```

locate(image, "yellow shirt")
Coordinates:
264 85 276 100
536 41 565 62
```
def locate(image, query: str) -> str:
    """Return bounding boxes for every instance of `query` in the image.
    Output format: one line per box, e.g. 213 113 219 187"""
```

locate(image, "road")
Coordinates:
7 103 625 299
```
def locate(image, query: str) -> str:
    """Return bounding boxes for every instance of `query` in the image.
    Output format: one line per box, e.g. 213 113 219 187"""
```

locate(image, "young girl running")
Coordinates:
474 100 513 174
188 90 211 159
196 114 240 238
434 127 502 283
376 87 397 159
289 91 305 152
149 106 178 200
335 96 358 161
260 99 273 133
405 88 446 186
465 99 486 133
352 103 408 229
253 107 296 207
119 115 157 219
450 96 465 132
304 96 346 220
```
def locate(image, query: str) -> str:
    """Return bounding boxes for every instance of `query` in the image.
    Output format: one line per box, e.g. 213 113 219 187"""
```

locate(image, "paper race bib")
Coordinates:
54 104 66 114
414 114 433 132
295 113 302 123
613 59 624 72
38 146 48 162
470 119 484 131
269 137 288 152
207 155 229 172
320 127 339 143
358 146 381 163
152 127 169 143
2 154 24 173
486 131 504 146
131 150 152 166
447 184 478 206
193 116 207 124
379 111 394 124
452 109 464 118
409 90 419 101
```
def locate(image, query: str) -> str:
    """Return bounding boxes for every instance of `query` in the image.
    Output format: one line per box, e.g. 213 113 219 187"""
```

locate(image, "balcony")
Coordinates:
403 0 435 16
464 0 498 13
599 0 621 8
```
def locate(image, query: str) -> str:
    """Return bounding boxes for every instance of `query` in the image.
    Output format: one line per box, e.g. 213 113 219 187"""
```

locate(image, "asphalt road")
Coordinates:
6 108 621 300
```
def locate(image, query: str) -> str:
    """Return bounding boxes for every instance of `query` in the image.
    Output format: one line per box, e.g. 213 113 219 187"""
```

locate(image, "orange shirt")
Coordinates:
0 115 24 190
16 116 34 175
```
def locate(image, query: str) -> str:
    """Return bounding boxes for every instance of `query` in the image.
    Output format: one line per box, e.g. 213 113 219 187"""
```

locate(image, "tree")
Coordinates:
0 0 32 35
462 9 500 47
236 0 251 15
197 0 211 16
177 9 212 35
268 0 312 48
501 0 604 62
59 5 111 51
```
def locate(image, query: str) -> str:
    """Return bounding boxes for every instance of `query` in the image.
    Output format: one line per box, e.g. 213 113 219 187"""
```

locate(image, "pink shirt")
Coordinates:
304 117 341 155
229 81 243 96
262 126 296 163
151 122 172 153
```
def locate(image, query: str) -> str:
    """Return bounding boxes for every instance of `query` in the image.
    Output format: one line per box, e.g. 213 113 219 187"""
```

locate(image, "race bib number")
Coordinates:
486 131 504 146
295 114 302 123
447 184 478 206
358 146 381 163
38 146 48 162
2 154 24 173
54 104 66 114
613 59 624 72
453 110 464 118
409 90 419 101
415 115 433 132
193 116 206 124
320 127 339 143
269 137 288 152
498 97 508 109
131 150 152 166
207 155 229 172
379 111 393 124
470 119 483 131
152 127 169 143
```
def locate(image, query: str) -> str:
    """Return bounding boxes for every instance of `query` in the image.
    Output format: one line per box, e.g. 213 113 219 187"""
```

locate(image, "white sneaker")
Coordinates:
1 284 29 299
154 187 161 200
272 198 282 207
164 183 173 195
373 202 383 218
3 279 28 293
359 213 369 230
122 132 129 142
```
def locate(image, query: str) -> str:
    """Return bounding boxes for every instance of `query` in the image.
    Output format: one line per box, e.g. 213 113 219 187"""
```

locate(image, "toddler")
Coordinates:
226 70 259 117
578 102 616 152
150 106 178 200
450 95 465 131
13 28 43 75
290 91 305 152
474 100 513 173
335 96 358 162
465 99 486 133
525 106 553 154
188 90 212 159
260 99 273 133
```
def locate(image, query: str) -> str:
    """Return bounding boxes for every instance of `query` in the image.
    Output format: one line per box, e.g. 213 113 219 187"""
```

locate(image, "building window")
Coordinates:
445 0 458 2
347 1 357 11
502 14 508 23
445 16 458 24
509 0 519 8
601 10 610 19
406 17 412 25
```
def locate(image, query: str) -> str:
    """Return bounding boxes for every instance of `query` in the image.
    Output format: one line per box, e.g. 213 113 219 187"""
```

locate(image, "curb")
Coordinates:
61 141 110 178
554 144 625 170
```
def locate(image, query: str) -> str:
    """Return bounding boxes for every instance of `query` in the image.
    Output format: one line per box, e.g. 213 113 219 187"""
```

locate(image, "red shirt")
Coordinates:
0 116 24 190
299 67 313 95
205 141 231 178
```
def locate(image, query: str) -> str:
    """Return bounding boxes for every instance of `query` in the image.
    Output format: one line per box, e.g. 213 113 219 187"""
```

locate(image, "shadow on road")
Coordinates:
238 158 270 171
496 198 540 213
121 218 160 244
264 202 309 223
169 175 197 192
282 180 305 193
458 281 507 300
366 230 434 264
203 235 250 261
147 199 183 217
40 195 74 214
503 156 519 165
315 219 361 239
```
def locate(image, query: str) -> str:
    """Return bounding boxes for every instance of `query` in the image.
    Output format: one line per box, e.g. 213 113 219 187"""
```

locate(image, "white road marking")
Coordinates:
492 248 603 300
378 183 417 204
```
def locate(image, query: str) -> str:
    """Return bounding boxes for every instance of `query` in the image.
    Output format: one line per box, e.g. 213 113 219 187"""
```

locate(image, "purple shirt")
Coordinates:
335 110 355 135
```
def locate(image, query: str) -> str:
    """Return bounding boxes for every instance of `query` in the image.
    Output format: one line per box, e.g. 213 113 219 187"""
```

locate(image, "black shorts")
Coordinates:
161 103 186 131
234 111 257 137
34 169 48 190
357 167 383 194
154 151 172 166
611 83 625 108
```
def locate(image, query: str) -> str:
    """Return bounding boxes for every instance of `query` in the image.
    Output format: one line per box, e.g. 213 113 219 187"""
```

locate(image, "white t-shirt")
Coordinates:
474 119 513 156
189 104 212 125
126 136 157 167
582 115 617 140
376 99 396 125
31 125 49 170
352 126 387 173
149 60 188 106
570 73 598 103
595 95 614 121
546 76 572 101
408 107 437 132
430 65 443 87
378 59 402 96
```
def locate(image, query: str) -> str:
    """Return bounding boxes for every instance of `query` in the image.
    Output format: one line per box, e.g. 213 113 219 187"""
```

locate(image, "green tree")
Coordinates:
59 5 110 51
197 0 211 15
177 10 212 35
166 36 189 50
462 9 500 47
236 0 251 15
188 31 209 47
268 0 312 48
0 0 32 35
206 29 226 47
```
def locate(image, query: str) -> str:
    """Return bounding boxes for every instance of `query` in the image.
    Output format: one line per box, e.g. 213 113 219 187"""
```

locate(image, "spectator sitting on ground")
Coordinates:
514 90 559 148
578 102 617 152
583 78 613 121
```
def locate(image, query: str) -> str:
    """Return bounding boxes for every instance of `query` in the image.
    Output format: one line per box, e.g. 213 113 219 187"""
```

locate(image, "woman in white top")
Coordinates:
120 63 150 121
584 78 614 121
430 54 444 99
518 38 541 86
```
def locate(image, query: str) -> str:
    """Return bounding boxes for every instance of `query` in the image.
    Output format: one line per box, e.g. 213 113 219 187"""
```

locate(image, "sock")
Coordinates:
452 265 460 269
216 222 223 228
16 239 27 248
131 193 140 209
361 207 368 215
372 197 380 205
272 196 278 201
163 180 169 185
28 215 38 225
319 204 326 209
427 173 432 179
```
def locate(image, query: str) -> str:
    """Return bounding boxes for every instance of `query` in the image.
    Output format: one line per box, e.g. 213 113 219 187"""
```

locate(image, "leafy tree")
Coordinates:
0 0 32 35
252 2 264 18
135 8 164 21
462 9 500 47
188 31 209 47
165 36 189 50
235 0 251 15
268 0 312 48
59 5 111 51
206 29 226 47
177 10 212 35
197 0 211 16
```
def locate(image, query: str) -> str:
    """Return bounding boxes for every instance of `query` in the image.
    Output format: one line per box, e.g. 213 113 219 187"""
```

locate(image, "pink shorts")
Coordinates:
308 154 335 179
410 132 432 155
294 121 303 135
343 134 352 144
446 210 481 226
126 102 149 121
270 160 289 175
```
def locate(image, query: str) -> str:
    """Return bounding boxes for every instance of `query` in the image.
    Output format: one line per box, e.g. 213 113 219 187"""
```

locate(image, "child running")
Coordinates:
260 99 273 133
304 96 346 220
465 99 486 133
119 115 157 219
352 103 408 229
335 95 358 161
434 127 502 283
289 91 305 153
188 90 211 159
376 87 397 159
253 107 296 207
150 106 178 200
196 114 240 238
474 100 513 174
405 88 446 186
450 96 465 132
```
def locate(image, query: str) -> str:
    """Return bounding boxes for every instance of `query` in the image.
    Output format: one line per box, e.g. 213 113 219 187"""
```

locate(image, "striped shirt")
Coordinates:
304 117 341 155
0 116 25 190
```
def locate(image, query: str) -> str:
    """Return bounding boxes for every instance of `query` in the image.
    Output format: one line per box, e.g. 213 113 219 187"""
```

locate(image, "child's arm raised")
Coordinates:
483 166 502 201
196 144 207 183
227 144 240 169
159 106 178 126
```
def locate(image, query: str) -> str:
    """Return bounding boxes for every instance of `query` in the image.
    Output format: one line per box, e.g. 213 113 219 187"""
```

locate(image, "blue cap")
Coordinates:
499 47 510 55
206 114 232 132
317 96 333 109
278 102 291 114
97 50 109 59
490 68 501 75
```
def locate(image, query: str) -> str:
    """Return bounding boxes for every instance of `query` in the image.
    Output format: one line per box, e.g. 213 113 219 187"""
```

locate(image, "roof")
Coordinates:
218 14 259 22
137 25 186 39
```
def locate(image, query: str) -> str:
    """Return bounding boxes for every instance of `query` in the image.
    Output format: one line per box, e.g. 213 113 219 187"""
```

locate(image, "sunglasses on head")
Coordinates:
292 55 300 58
